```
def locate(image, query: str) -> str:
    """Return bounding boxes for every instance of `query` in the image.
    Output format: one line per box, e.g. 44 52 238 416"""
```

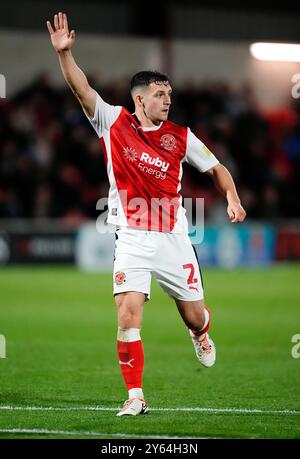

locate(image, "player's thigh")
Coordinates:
154 233 204 301
113 227 153 301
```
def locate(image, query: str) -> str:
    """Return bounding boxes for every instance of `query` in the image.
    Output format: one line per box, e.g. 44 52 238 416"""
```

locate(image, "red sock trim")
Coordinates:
191 306 211 337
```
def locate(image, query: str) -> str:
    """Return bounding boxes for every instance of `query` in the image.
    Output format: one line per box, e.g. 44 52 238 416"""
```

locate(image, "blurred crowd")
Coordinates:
0 74 300 223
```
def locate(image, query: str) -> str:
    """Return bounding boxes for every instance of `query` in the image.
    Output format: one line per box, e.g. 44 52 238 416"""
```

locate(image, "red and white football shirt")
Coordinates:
87 92 219 233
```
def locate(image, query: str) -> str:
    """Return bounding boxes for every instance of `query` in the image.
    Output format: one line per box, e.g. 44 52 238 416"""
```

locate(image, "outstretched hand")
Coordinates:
47 12 75 53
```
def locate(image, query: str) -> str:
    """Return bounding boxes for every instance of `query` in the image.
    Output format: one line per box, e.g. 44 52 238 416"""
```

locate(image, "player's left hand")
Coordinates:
227 201 246 223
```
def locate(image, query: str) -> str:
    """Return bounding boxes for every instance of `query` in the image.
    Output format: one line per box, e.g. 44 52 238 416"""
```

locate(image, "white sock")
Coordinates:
128 388 144 400
117 327 141 342
202 308 210 330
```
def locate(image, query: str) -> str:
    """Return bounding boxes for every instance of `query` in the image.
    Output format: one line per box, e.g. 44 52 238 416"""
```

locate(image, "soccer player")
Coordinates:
47 13 246 416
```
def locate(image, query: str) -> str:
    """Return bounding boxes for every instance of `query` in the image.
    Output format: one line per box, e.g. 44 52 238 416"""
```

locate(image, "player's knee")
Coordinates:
116 300 139 328
118 308 134 327
115 293 144 328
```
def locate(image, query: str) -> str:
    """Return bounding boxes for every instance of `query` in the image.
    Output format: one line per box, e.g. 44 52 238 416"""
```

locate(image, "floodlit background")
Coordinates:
0 0 299 439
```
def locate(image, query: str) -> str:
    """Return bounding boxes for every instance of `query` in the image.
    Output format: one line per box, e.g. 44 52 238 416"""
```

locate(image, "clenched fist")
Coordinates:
227 201 246 223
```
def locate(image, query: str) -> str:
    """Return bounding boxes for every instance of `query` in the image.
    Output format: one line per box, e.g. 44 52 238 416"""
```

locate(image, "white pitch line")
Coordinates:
0 428 210 439
0 406 116 412
0 405 299 415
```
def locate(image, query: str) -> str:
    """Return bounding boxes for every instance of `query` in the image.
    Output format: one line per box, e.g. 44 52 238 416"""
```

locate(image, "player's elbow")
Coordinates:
206 163 224 177
72 81 90 102
75 85 96 118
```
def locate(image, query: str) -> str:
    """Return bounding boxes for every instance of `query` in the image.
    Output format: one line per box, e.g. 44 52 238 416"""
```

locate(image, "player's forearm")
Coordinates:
58 49 89 100
210 164 241 204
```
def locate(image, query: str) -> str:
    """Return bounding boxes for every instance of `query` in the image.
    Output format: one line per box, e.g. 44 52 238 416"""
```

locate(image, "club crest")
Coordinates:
160 134 176 151
115 271 126 285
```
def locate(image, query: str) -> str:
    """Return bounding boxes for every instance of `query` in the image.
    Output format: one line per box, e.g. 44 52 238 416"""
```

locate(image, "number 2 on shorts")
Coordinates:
183 263 198 285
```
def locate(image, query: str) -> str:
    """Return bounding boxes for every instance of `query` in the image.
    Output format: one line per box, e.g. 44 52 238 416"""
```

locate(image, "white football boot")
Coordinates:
189 331 216 368
116 398 149 416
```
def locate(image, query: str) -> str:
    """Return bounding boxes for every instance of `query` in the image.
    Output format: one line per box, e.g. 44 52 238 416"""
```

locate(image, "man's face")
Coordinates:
140 82 172 122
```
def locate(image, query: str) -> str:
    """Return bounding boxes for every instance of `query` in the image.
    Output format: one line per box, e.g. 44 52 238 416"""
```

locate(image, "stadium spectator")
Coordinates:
1 68 300 221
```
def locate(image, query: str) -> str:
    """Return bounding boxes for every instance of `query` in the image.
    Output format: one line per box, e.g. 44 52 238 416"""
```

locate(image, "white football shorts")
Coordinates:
113 226 204 301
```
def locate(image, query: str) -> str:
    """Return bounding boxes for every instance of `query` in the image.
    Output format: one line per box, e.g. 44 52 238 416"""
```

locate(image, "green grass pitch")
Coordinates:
0 264 299 439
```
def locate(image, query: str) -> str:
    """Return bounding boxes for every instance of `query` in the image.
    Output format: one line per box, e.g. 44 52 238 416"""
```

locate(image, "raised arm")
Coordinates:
47 12 96 118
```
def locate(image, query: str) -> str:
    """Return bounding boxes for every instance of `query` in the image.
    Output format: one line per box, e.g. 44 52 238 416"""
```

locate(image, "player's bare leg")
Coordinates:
114 292 149 416
175 298 216 367
115 291 145 329
175 298 207 331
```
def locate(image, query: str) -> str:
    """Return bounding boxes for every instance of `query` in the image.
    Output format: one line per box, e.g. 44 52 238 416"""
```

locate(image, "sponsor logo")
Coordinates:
115 271 126 285
123 147 138 162
160 134 176 151
118 358 135 368
138 163 166 180
123 146 170 180
140 152 169 172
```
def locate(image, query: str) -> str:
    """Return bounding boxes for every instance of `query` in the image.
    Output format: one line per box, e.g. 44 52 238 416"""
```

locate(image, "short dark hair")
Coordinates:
130 70 170 92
